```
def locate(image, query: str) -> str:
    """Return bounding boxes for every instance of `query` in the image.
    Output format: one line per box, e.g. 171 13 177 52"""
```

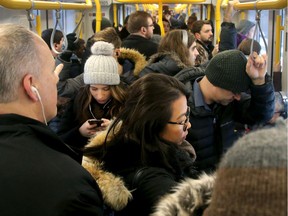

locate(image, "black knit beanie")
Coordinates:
203 119 288 216
205 50 251 93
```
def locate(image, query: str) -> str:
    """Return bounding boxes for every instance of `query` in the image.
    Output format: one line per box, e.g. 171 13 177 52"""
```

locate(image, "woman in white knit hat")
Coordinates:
57 41 127 162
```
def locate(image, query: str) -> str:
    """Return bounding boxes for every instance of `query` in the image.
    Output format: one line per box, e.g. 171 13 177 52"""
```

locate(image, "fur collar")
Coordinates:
119 48 147 76
82 122 131 211
151 173 215 216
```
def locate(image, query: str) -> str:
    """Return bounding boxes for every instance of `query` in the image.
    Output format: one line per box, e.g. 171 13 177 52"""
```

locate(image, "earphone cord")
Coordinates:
39 98 47 125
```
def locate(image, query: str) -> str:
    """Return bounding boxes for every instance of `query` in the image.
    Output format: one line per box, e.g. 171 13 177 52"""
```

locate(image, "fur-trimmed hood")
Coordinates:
151 173 215 216
82 122 132 211
119 48 147 77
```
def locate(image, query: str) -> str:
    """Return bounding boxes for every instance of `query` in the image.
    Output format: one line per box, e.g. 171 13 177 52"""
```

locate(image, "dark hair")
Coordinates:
191 20 212 34
92 17 112 33
93 27 122 48
127 11 153 33
41 28 63 50
238 38 261 55
95 74 189 171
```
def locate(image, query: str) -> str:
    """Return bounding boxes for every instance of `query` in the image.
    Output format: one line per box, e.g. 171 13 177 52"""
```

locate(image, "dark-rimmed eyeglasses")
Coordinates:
167 106 190 131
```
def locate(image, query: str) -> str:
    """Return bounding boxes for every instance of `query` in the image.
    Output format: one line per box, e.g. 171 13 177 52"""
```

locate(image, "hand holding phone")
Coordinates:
88 119 103 127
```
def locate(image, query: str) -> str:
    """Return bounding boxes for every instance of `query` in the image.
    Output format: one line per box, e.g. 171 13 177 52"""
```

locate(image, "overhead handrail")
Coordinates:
50 9 68 55
114 0 206 3
0 0 93 10
234 0 287 10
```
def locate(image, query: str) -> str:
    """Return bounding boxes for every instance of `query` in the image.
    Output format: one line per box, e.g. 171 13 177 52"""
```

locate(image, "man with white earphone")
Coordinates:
0 24 104 215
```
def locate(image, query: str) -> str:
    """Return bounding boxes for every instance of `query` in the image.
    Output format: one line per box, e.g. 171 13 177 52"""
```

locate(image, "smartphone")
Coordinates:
88 119 103 127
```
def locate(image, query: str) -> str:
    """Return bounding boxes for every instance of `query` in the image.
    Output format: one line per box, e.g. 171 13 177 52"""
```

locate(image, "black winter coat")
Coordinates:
176 69 275 173
0 114 103 216
121 35 158 60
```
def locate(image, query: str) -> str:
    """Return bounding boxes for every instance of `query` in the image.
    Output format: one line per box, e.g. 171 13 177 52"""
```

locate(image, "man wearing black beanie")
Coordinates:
176 49 275 174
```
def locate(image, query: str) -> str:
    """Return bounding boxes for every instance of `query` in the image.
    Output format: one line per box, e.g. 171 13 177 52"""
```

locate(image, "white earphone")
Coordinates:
31 86 42 101
31 86 47 125
182 30 188 47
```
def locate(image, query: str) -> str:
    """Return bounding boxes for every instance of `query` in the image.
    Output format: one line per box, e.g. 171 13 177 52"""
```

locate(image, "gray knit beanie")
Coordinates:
205 50 251 93
204 119 288 216
84 41 120 85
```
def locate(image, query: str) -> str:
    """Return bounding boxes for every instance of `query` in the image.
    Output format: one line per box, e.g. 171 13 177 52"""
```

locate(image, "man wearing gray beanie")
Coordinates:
178 49 275 174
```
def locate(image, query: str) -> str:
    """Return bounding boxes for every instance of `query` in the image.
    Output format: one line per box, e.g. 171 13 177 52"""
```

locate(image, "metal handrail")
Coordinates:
114 0 206 3
0 0 92 10
234 0 287 10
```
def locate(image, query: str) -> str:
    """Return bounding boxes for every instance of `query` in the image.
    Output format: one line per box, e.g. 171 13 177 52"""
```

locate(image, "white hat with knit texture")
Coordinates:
84 41 120 85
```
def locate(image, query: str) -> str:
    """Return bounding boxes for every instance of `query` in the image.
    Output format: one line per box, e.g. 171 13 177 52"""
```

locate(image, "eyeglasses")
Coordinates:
146 24 154 28
167 107 190 131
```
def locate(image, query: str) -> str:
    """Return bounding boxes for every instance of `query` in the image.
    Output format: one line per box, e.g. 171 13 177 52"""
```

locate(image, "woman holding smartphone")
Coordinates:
57 41 127 162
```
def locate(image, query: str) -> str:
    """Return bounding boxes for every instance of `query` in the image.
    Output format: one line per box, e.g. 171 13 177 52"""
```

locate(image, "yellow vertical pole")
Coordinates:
188 4 192 17
240 11 246 20
275 15 284 64
207 4 211 20
135 4 139 11
35 13 41 36
215 0 222 42
95 0 102 32
158 2 164 36
113 4 118 27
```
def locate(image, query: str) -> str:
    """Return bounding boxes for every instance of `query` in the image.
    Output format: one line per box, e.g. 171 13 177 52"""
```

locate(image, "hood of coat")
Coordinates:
82 122 132 211
151 173 215 216
119 48 147 76
148 51 188 70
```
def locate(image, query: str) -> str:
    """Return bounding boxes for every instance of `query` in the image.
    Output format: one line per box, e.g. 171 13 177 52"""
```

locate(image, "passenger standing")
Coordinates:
178 50 275 174
84 73 198 216
57 41 127 162
191 20 218 66
121 11 158 60
0 23 103 216
139 30 199 77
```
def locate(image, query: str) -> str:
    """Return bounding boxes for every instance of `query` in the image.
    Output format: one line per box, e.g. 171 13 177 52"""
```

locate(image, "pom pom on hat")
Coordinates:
84 41 120 85
205 50 251 93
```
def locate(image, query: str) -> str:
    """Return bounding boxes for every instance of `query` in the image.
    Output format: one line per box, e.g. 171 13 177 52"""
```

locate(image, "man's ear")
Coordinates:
22 74 39 102
194 32 201 40
114 48 121 57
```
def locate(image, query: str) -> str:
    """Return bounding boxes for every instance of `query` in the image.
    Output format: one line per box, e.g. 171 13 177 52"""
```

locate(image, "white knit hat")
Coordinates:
84 41 120 85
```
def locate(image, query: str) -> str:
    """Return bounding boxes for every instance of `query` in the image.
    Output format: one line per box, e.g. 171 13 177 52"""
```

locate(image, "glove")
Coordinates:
66 33 77 51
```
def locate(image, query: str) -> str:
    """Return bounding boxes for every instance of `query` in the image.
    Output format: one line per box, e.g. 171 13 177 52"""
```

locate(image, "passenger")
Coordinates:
238 38 261 55
118 15 130 41
204 119 287 216
236 19 256 46
57 41 127 162
177 50 275 174
139 30 199 77
41 28 64 58
151 119 287 216
191 20 219 66
82 17 113 71
0 23 104 215
83 73 198 216
163 9 185 30
162 17 171 34
121 11 158 60
187 13 198 33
